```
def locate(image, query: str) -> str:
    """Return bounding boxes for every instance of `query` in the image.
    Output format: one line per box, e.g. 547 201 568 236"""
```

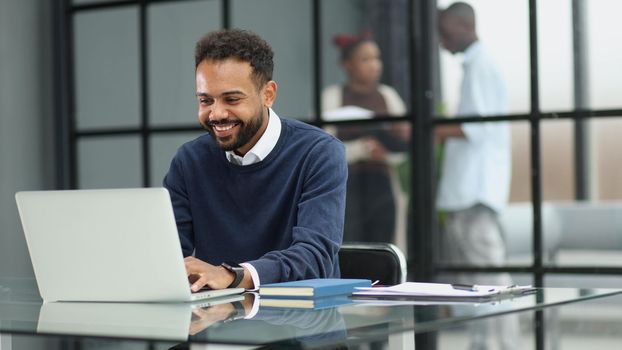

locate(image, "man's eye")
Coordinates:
226 98 241 104
199 98 213 105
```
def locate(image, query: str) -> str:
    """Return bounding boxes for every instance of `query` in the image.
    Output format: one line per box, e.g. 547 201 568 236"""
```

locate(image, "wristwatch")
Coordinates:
221 262 244 288
223 300 246 323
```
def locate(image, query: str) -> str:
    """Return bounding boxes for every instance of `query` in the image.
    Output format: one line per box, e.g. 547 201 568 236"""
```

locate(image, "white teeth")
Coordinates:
214 124 236 131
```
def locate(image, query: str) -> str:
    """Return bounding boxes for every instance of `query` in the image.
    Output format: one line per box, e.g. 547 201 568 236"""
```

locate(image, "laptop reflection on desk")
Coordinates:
37 294 244 341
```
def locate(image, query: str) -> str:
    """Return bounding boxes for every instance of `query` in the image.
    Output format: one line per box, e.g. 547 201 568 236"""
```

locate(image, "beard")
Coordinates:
202 109 265 152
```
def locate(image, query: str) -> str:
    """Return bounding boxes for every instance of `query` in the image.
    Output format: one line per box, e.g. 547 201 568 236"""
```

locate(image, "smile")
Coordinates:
206 119 242 140
212 123 238 132
206 119 241 132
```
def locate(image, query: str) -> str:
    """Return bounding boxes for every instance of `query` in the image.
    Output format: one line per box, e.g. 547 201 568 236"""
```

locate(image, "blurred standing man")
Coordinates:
437 3 518 350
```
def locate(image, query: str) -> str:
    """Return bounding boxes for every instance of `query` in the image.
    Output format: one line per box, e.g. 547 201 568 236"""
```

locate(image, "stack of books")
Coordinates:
258 278 371 310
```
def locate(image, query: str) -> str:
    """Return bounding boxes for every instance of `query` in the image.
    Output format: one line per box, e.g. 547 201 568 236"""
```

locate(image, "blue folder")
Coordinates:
259 278 372 299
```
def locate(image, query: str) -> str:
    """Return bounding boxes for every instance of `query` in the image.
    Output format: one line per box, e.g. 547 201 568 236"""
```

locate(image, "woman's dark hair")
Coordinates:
195 28 274 88
333 32 374 62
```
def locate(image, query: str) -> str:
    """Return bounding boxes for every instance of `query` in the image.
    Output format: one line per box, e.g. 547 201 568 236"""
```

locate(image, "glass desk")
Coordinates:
1 278 621 350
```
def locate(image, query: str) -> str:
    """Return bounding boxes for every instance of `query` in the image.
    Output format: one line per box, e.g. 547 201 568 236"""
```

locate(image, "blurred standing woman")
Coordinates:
322 33 408 246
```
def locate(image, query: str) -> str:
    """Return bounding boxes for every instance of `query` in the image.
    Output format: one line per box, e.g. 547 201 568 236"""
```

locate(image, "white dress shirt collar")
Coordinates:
463 40 482 65
226 108 282 166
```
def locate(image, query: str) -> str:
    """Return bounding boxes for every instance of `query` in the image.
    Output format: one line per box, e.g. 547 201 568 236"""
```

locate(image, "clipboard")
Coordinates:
352 282 537 303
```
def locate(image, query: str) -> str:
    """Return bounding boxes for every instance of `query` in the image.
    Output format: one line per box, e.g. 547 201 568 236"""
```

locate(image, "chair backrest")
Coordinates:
338 242 407 285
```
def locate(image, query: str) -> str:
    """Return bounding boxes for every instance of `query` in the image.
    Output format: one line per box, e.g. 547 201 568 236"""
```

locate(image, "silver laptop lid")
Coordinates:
16 188 194 302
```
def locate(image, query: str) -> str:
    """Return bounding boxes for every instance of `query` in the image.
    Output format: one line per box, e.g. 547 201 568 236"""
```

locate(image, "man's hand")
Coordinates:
189 303 235 335
435 124 465 143
184 256 235 291
188 294 256 335
361 136 388 162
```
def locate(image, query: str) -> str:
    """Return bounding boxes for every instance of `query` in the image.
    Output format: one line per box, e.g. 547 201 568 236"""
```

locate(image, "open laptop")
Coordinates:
15 187 244 302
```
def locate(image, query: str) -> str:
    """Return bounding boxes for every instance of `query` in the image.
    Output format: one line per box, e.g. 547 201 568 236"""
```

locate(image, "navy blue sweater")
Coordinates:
163 118 347 284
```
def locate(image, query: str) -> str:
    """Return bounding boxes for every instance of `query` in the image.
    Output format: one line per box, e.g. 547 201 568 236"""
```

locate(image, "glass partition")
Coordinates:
541 118 622 267
541 120 575 201
59 0 622 296
437 0 530 117
150 132 203 187
320 0 411 119
593 118 622 200
434 120 532 270
325 121 410 257
587 1 622 110
320 0 365 114
72 0 119 4
73 7 140 130
77 136 142 189
231 0 313 120
147 0 222 126
73 0 119 4
538 0 574 113
508 121 531 202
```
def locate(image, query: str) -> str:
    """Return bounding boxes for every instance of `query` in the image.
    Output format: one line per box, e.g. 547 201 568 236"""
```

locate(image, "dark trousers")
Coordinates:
343 168 396 243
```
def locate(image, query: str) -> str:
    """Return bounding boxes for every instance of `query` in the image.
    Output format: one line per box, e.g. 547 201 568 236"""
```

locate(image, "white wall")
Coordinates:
0 0 54 278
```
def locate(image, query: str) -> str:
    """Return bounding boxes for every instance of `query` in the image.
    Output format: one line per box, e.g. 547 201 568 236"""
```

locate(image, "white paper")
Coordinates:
353 282 534 298
322 106 374 121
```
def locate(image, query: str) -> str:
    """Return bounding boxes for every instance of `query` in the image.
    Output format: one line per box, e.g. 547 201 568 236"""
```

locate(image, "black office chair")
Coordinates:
338 242 407 285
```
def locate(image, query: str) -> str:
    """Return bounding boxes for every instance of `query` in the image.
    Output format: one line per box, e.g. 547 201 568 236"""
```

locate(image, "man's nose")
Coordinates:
210 101 228 120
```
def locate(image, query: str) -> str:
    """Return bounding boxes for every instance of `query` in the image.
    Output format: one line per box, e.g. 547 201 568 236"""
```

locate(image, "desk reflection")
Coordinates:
254 305 347 343
189 298 348 346
36 293 348 347
37 294 244 341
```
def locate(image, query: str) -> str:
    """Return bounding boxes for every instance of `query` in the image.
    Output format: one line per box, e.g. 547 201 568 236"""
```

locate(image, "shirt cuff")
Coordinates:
243 292 260 319
240 262 260 291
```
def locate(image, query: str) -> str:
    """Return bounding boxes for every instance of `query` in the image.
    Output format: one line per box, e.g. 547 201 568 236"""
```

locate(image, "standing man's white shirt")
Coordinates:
436 41 511 214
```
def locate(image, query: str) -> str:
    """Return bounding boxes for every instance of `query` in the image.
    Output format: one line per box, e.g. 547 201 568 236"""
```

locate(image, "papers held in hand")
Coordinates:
352 282 537 302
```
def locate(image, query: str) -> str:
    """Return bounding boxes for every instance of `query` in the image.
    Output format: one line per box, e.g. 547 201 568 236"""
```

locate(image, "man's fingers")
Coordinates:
184 256 198 265
188 273 200 284
182 257 230 290
184 257 208 291
184 256 205 274
190 275 208 292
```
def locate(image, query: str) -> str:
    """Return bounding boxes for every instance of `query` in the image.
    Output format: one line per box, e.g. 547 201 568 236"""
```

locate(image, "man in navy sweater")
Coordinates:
163 29 347 291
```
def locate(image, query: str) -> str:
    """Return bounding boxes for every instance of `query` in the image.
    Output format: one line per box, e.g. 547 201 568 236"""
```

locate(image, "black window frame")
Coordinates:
52 0 622 298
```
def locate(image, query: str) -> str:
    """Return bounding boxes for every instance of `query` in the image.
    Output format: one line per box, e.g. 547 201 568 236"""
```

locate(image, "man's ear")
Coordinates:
262 80 278 108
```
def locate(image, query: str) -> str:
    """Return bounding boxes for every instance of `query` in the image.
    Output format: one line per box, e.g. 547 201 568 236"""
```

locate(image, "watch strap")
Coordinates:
223 301 245 323
221 262 244 288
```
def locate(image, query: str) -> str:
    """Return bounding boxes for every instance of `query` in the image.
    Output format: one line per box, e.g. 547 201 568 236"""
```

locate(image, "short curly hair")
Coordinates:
195 28 274 89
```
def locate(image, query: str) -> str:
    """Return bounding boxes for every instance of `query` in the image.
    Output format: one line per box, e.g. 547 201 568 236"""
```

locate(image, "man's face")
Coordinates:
439 15 466 54
195 58 276 155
